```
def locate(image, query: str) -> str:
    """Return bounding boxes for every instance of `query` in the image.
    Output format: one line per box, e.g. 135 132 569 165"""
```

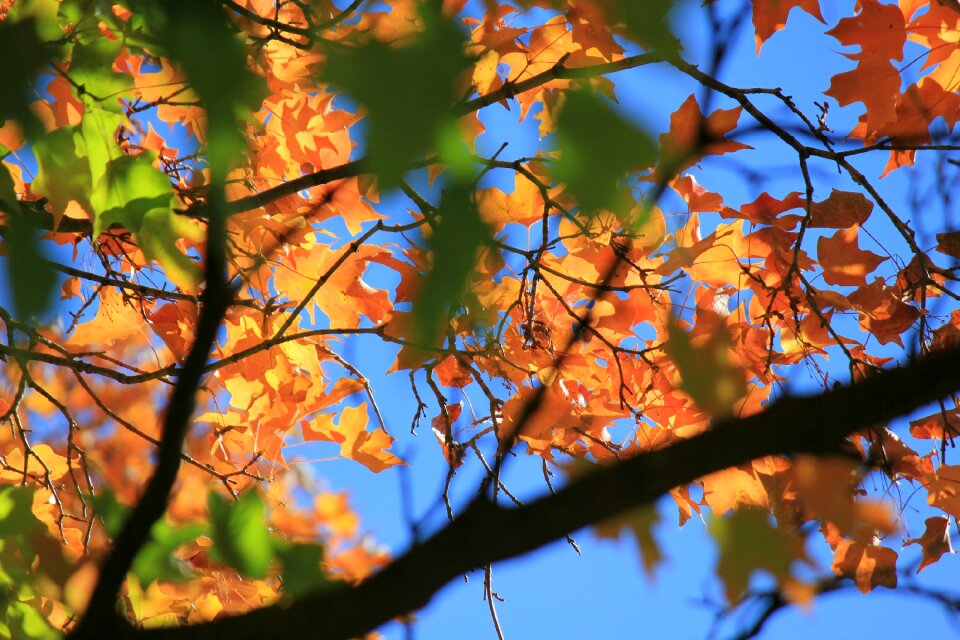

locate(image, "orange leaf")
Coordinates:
69 287 147 347
826 53 900 135
905 516 953 573
476 172 545 228
751 0 824 52
831 540 898 593
808 189 874 228
927 465 960 518
303 404 403 473
657 95 751 178
935 230 960 259
817 226 886 287
910 409 960 440
826 0 905 62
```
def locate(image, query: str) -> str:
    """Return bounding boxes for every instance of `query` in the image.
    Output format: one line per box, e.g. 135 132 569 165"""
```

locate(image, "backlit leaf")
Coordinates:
710 508 805 602
208 490 274 579
324 5 469 187
553 89 656 215
413 184 491 345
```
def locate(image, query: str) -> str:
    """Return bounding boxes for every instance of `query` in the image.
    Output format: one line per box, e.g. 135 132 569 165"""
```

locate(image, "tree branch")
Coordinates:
103 344 960 640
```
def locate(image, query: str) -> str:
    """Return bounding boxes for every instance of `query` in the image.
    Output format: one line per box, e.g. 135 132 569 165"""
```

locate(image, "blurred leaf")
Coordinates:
0 165 57 321
617 1 680 59
32 127 93 224
594 504 663 576
275 543 330 598
413 184 491 345
0 18 50 135
149 0 267 176
131 521 206 587
664 315 747 418
324 5 469 187
709 508 804 603
91 153 203 292
4 603 57 640
208 490 273 579
90 488 129 539
552 89 656 215
0 487 41 537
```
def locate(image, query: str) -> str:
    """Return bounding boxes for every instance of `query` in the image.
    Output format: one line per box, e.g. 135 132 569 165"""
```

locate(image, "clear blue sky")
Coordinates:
3 1 959 638
286 2 960 639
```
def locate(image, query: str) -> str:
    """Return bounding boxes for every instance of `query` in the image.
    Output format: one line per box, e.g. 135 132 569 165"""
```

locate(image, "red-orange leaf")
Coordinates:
826 53 900 135
827 0 905 61
808 189 874 228
831 540 898 593
817 226 887 286
905 516 953 573
751 0 824 52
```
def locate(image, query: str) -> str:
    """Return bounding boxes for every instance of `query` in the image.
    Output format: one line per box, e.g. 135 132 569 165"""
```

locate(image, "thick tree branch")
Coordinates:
69 188 232 638
107 344 960 640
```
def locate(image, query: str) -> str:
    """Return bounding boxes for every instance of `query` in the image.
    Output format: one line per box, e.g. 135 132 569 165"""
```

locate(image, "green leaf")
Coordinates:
0 18 50 135
552 89 656 215
80 105 124 188
5 603 57 640
664 315 747 418
69 40 132 107
148 0 266 177
90 488 129 539
208 491 274 579
131 521 206 587
0 487 40 537
0 166 57 321
324 5 470 188
709 508 805 603
91 153 203 292
413 184 491 345
618 1 680 60
32 127 93 219
275 543 329 598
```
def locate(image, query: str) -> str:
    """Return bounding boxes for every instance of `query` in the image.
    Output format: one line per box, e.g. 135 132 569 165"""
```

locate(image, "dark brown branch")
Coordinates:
108 344 960 640
69 182 233 640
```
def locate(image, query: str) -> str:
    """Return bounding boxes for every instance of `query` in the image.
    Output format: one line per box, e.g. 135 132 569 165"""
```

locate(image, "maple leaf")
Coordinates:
710 508 806 602
831 539 898 594
827 0 906 62
906 516 954 573
817 225 887 287
826 53 901 135
657 94 751 180
807 189 874 228
927 465 960 518
302 404 403 473
751 0 824 52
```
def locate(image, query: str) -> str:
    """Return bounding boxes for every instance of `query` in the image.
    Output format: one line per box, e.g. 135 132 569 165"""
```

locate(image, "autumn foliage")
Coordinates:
0 0 960 638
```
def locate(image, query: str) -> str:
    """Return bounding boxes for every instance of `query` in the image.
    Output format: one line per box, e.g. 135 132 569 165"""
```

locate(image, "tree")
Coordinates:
0 0 959 637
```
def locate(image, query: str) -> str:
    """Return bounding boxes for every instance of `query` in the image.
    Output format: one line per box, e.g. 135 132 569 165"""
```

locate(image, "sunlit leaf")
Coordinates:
553 89 656 215
276 543 330 598
413 184 491 345
325 7 468 187
710 508 805 602
208 490 274 579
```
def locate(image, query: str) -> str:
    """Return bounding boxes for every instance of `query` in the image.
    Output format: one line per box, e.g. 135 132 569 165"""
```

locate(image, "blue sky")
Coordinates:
290 2 960 639
4 0 960 638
